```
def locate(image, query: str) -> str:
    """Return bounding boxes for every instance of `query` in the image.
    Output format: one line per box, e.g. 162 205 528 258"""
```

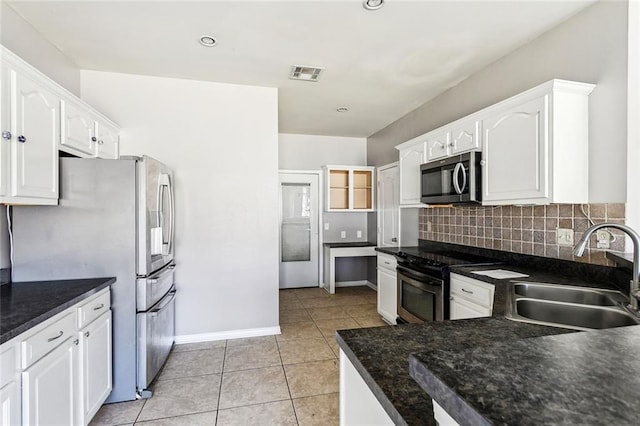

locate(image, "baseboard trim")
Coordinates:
174 326 281 344
335 280 376 290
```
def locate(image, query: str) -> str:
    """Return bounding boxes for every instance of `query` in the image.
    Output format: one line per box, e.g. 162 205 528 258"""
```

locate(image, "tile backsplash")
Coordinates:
419 204 626 266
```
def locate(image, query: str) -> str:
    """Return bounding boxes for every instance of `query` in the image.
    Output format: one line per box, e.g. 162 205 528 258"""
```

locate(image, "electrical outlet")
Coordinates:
427 221 432 232
557 228 574 246
596 230 610 249
357 230 362 238
324 223 329 231
340 231 346 239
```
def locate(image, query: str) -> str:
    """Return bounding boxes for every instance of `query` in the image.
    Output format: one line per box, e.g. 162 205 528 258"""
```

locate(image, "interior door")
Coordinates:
377 163 399 246
279 172 319 289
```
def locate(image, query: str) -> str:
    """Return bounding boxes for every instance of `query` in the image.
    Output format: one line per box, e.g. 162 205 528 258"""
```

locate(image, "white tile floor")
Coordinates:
90 286 388 425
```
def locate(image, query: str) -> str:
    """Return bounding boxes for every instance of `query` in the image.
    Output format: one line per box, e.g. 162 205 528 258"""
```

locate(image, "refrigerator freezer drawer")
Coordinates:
137 264 175 312
136 287 176 393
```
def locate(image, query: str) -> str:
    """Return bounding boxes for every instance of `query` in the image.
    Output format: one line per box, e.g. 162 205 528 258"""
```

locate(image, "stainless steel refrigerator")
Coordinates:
12 156 176 403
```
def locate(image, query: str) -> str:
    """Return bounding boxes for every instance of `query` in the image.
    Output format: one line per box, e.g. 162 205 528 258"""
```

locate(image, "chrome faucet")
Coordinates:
573 223 640 310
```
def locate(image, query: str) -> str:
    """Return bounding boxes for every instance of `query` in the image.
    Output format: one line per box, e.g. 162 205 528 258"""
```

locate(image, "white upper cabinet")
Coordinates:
61 98 120 160
425 129 451 161
450 119 480 155
1 58 59 205
94 120 119 159
395 79 594 208
397 138 425 206
482 80 594 205
1 46 121 205
426 120 481 162
62 98 96 156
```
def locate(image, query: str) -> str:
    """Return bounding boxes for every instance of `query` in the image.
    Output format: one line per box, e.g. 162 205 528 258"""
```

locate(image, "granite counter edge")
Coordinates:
1 277 115 344
335 332 409 426
409 354 490 426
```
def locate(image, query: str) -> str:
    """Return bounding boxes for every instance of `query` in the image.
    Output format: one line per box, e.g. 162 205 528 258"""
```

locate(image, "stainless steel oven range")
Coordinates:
395 250 496 324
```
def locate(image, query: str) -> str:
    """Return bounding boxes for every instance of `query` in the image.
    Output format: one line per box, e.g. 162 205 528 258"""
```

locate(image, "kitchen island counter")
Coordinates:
410 325 640 425
336 317 572 425
0 277 115 344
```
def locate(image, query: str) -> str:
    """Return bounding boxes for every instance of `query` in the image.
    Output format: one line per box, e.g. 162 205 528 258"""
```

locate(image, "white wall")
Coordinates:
279 133 370 242
279 133 366 169
0 3 81 271
82 71 279 339
0 3 80 96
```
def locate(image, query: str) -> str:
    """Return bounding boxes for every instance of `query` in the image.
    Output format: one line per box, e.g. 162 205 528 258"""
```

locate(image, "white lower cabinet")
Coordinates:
376 253 397 324
79 311 112 425
449 273 495 320
340 350 394 426
0 381 20 426
432 400 460 426
22 337 78 426
450 294 490 320
0 287 112 426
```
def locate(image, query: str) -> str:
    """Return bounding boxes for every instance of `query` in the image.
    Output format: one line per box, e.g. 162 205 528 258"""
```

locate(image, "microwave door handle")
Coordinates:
459 163 467 193
453 163 463 194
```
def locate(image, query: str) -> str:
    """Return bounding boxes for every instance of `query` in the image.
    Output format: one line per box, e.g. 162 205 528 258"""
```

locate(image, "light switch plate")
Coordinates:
324 223 329 230
357 230 362 238
340 231 346 238
557 228 574 246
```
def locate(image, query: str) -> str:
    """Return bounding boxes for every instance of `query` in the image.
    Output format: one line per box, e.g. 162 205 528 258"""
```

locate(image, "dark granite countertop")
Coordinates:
323 242 377 248
1 277 115 344
336 318 573 426
410 325 640 425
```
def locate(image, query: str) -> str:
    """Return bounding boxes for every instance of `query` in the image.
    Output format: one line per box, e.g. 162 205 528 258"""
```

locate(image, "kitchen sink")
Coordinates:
515 299 639 329
513 282 622 306
505 282 640 331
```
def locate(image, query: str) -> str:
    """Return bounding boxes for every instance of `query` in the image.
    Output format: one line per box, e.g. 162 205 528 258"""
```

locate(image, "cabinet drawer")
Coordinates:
78 289 111 329
21 311 76 369
450 274 494 309
0 344 17 388
377 253 397 271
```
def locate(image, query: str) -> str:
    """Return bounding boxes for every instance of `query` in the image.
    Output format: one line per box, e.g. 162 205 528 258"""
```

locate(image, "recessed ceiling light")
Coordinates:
337 107 349 113
363 0 384 11
199 35 217 47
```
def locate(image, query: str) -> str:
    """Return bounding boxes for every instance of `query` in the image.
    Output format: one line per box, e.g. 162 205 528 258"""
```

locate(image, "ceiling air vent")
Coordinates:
289 65 324 82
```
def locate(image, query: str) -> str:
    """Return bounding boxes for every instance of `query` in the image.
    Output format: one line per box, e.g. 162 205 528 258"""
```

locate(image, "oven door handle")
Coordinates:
453 162 466 194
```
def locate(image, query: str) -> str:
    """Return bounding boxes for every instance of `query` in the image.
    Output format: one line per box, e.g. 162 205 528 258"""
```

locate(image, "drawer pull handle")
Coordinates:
47 331 64 342
74 339 79 346
93 303 105 311
384 261 390 265
85 331 90 338
461 288 474 294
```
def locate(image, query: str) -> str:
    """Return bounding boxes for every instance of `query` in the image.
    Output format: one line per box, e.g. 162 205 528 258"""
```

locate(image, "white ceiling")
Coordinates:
7 0 596 137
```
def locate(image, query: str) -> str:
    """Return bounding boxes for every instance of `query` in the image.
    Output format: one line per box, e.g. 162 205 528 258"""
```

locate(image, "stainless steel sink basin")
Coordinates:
513 282 621 306
505 282 640 331
515 299 639 329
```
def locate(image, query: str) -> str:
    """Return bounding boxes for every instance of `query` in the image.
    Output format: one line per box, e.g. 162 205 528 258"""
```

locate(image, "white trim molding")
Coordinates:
174 326 281 344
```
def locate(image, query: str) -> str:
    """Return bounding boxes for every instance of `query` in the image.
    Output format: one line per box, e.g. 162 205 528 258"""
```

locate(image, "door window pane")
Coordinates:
281 183 311 262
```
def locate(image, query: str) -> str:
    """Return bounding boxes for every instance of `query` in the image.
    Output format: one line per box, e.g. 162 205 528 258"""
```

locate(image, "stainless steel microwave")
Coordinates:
420 151 482 204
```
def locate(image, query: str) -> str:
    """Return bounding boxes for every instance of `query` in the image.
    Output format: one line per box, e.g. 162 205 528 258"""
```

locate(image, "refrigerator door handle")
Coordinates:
158 173 174 256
